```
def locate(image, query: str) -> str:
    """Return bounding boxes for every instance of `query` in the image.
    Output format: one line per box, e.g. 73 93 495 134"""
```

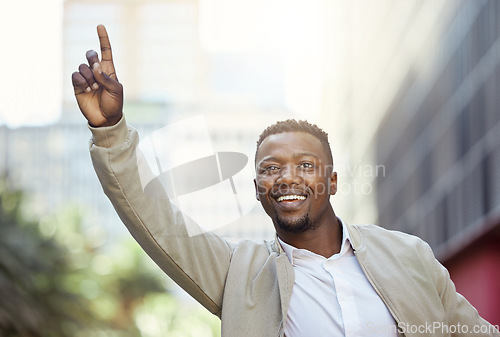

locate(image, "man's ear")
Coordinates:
253 179 260 201
330 172 338 195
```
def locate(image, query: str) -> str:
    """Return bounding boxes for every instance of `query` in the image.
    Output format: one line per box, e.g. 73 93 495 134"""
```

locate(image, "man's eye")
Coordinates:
262 165 280 173
300 163 314 169
266 166 280 171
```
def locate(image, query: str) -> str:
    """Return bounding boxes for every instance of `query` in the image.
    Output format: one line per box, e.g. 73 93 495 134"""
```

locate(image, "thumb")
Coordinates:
92 62 122 94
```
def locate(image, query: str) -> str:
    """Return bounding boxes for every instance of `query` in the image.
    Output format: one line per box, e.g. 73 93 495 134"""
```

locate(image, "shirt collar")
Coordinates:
278 217 352 264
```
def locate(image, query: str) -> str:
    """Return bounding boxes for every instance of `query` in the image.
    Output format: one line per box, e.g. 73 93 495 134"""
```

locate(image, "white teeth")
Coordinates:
277 195 306 202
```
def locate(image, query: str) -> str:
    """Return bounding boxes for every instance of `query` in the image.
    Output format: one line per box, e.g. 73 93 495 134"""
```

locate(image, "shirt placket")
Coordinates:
325 255 363 337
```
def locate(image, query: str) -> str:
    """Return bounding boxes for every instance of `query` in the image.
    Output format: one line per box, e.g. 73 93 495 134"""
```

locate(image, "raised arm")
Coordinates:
71 25 123 127
72 25 234 317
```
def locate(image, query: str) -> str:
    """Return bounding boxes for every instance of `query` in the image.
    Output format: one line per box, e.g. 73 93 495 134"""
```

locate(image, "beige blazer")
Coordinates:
89 117 499 337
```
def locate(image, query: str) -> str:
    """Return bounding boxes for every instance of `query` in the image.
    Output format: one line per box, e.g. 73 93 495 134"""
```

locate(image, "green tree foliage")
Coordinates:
0 178 95 336
0 177 220 337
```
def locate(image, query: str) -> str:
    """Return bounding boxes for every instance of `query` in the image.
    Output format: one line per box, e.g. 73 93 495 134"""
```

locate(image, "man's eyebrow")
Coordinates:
293 152 320 160
258 156 280 164
257 153 320 165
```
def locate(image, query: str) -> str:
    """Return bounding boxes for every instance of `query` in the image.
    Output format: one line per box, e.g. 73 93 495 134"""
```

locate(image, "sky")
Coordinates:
0 0 64 127
0 0 324 128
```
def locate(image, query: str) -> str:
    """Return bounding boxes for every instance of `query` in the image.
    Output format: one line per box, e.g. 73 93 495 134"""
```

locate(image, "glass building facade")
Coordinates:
375 0 500 324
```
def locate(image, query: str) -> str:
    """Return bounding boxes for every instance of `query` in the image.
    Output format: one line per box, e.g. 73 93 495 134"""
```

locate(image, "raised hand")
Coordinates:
71 25 123 127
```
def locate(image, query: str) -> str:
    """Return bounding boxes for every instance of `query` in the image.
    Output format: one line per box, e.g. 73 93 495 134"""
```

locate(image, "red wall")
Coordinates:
444 232 500 326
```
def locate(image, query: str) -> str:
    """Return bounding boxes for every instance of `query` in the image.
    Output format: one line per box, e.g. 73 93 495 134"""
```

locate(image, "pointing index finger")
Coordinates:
96 24 117 80
97 24 113 62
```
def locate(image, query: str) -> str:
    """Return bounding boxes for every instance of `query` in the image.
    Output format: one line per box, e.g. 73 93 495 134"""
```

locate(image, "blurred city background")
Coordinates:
1 0 499 335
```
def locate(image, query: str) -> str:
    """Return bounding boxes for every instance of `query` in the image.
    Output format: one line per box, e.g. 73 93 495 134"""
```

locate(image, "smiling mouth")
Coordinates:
276 194 307 202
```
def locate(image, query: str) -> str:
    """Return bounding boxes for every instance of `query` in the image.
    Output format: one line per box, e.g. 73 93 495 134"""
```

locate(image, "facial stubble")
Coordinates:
274 212 316 233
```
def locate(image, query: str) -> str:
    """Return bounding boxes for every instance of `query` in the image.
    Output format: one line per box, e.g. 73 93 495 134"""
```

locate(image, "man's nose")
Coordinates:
277 165 301 185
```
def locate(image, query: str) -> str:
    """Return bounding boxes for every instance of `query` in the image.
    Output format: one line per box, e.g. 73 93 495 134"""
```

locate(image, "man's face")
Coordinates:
254 132 337 233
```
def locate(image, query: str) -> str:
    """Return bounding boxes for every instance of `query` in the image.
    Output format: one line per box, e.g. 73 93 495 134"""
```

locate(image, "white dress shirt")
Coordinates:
279 219 398 337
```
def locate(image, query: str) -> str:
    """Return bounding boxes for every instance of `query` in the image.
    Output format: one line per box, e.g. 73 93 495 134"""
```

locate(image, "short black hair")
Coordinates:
255 119 333 165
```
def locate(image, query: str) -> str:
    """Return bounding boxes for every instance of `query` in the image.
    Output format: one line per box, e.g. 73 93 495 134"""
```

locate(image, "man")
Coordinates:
72 25 499 337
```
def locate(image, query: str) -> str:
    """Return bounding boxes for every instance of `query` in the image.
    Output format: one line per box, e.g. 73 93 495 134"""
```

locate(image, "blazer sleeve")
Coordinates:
88 117 232 317
427 243 500 336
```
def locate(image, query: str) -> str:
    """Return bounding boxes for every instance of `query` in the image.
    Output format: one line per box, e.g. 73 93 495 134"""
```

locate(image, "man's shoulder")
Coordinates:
347 223 439 279
347 223 431 254
350 223 421 239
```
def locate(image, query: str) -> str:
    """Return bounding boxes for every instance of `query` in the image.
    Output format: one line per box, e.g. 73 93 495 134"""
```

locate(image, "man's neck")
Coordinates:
277 213 342 258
